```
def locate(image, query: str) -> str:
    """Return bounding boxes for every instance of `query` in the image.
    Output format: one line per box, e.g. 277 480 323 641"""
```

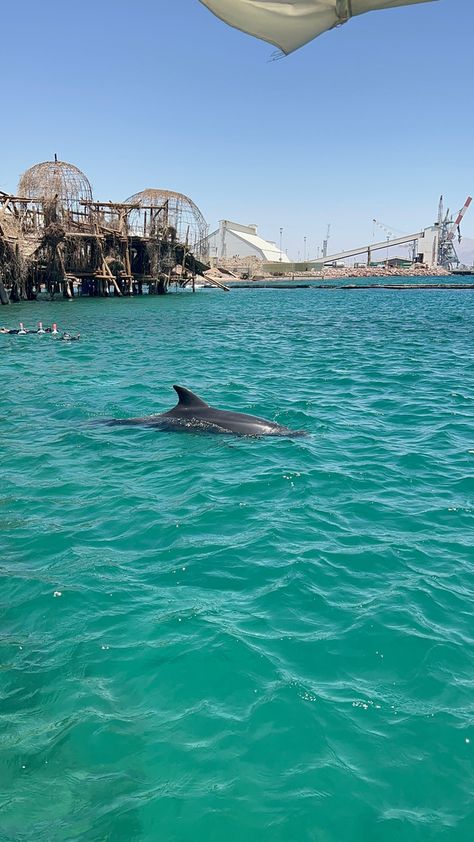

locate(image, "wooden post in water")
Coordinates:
101 257 122 296
157 273 167 295
0 275 9 305
57 246 72 299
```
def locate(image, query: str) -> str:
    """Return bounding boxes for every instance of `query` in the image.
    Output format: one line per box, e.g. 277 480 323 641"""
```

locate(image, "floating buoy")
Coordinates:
52 323 58 335
37 322 45 334
18 322 27 335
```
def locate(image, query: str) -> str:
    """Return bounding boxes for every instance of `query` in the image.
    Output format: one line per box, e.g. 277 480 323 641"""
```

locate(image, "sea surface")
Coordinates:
1 283 473 841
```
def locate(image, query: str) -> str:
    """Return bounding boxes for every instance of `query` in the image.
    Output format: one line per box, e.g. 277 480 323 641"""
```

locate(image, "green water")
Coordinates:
1 287 473 841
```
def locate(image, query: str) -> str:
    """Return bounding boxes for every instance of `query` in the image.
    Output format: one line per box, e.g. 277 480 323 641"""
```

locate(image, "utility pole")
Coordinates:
279 227 283 262
322 224 330 259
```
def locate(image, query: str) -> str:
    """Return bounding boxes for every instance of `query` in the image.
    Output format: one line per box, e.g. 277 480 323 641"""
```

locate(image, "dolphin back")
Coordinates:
99 385 307 437
171 385 209 409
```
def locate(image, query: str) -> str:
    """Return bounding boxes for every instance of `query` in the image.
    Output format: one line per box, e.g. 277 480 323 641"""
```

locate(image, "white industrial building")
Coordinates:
205 220 290 263
416 226 439 266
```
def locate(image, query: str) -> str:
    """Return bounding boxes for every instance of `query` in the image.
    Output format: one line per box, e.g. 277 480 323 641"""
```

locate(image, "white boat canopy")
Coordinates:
199 0 438 55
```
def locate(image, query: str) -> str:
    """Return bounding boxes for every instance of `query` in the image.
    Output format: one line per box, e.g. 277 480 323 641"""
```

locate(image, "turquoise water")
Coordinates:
1 286 473 841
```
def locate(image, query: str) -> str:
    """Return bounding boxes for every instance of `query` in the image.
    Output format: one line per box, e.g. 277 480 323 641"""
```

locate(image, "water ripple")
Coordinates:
1 289 473 840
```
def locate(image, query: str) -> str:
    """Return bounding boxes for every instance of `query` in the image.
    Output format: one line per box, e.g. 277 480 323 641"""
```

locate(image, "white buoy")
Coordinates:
37 322 45 334
52 323 58 335
18 322 27 335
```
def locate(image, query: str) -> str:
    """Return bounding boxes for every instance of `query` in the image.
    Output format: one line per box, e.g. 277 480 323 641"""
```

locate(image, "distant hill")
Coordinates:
456 237 474 266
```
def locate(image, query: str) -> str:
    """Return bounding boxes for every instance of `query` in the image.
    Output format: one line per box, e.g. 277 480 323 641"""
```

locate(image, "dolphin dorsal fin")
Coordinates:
173 385 209 409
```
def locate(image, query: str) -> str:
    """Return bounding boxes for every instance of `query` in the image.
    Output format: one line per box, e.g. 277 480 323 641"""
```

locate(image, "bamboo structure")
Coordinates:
0 158 224 304
18 157 93 226
125 189 209 262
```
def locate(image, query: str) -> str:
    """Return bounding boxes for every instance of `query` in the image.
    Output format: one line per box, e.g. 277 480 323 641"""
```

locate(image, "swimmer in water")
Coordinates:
60 332 80 341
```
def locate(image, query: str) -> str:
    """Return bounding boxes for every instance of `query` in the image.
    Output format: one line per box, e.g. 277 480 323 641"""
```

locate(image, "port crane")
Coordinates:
447 196 472 242
306 196 472 270
437 195 472 268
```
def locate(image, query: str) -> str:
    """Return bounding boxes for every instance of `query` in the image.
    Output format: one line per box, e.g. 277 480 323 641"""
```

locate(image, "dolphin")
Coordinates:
104 385 306 437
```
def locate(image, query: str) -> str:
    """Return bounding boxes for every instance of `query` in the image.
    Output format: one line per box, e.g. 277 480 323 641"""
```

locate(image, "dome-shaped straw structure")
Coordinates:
18 158 93 227
125 188 208 260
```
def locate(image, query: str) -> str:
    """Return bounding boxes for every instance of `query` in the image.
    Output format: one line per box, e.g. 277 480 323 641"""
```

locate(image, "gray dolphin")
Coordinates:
104 385 306 437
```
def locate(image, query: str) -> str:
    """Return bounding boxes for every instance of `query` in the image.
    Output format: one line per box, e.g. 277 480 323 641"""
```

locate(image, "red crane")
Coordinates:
447 196 472 243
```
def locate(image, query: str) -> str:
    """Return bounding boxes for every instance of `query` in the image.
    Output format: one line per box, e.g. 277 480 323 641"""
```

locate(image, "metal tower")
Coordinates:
437 196 472 269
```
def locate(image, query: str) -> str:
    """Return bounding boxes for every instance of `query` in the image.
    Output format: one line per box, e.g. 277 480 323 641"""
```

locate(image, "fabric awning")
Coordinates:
199 0 438 55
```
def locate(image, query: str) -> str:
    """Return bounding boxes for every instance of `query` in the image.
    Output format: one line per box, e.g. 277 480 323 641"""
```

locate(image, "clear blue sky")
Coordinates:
1 0 472 258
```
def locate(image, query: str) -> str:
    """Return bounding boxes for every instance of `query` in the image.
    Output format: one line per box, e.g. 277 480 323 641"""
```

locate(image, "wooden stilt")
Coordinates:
10 281 20 302
63 280 73 299
157 275 167 295
98 258 122 296
0 276 10 304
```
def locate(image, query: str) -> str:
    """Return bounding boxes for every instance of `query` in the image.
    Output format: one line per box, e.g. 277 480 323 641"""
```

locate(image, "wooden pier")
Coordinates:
0 159 229 305
0 191 229 304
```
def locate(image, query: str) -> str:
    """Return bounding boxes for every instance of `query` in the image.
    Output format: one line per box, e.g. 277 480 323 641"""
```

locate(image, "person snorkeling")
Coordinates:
1 324 79 338
59 332 80 341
